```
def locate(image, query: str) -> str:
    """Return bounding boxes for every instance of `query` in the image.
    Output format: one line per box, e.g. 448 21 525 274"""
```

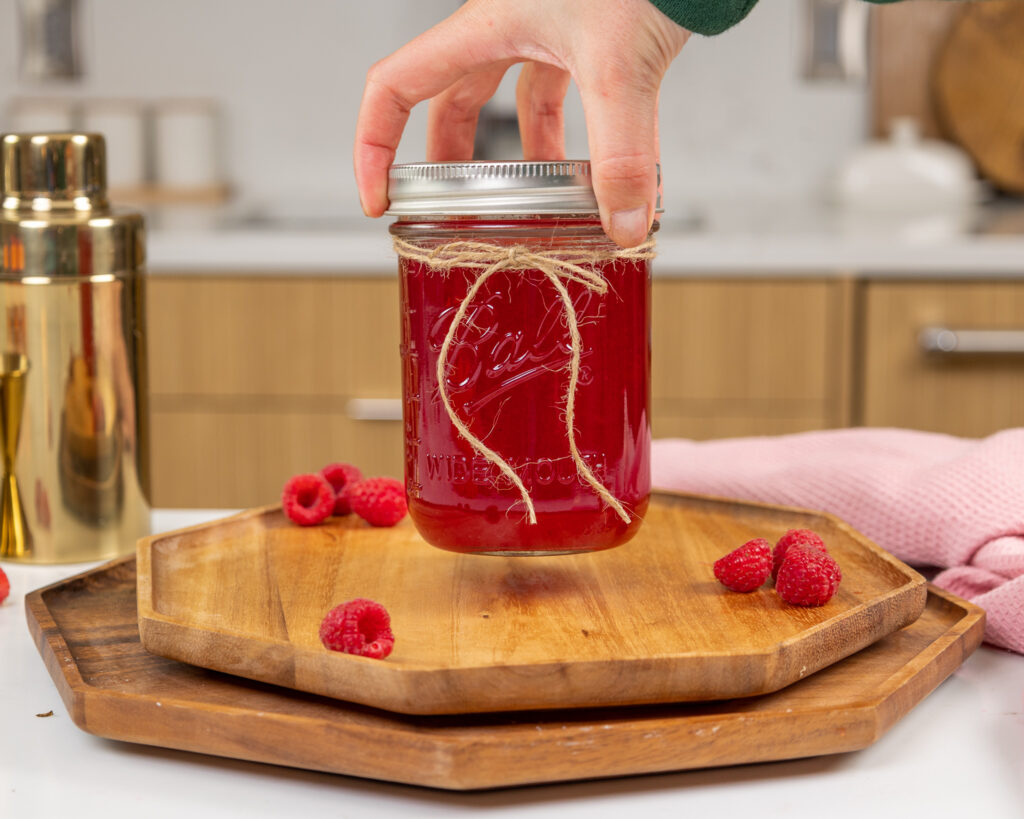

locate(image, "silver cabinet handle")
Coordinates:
346 398 403 421
919 327 1024 356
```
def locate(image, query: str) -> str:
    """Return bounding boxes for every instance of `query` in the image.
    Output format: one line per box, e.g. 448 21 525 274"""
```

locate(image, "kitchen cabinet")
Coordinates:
859 280 1024 436
147 276 403 508
147 274 855 509
650 279 854 439
147 273 1023 509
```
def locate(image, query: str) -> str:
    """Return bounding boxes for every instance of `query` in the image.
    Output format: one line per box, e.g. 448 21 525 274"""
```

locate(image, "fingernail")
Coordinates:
609 206 649 247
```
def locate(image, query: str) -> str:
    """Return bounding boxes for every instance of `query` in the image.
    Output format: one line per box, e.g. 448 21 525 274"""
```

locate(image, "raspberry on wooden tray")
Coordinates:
281 473 335 526
772 529 828 581
714 538 772 592
319 598 395 659
776 546 843 607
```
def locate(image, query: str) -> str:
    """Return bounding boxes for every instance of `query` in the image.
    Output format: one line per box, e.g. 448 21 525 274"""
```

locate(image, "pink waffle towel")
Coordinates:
652 427 1024 654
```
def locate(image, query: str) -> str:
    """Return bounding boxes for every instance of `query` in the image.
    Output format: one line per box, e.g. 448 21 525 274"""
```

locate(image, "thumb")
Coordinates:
577 72 660 248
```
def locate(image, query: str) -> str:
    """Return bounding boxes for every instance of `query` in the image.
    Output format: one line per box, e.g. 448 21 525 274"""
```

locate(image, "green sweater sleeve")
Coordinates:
650 0 924 37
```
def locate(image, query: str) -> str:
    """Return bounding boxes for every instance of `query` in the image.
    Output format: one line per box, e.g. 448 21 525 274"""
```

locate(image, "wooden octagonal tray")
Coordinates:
27 558 983 790
136 492 927 715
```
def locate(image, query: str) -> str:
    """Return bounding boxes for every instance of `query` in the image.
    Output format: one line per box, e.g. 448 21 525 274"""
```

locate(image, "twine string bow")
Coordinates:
394 236 655 525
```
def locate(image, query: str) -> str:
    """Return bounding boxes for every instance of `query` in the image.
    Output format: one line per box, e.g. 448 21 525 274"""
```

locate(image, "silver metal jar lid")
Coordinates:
385 160 661 216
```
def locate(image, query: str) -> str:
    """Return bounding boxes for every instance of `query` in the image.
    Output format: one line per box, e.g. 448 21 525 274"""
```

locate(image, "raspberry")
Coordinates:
714 538 772 592
319 598 394 659
772 529 828 581
0 567 9 605
320 462 363 516
281 473 335 526
776 546 842 606
348 477 407 527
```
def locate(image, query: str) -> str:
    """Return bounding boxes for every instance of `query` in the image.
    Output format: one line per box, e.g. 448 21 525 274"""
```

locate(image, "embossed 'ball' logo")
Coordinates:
428 277 598 415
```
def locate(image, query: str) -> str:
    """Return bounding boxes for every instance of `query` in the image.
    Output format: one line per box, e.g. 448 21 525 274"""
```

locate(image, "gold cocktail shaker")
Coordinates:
0 133 150 563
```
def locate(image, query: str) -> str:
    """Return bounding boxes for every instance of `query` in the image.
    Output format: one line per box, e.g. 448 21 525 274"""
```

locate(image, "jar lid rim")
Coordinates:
385 160 662 216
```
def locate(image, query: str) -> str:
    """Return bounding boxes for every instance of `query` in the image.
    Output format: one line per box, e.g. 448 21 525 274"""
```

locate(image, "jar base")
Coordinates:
407 496 650 556
450 548 594 557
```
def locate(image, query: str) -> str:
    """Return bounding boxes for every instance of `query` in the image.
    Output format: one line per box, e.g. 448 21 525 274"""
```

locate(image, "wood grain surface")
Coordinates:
651 277 855 437
136 492 927 714
146 276 405 507
26 559 984 790
147 277 853 510
860 281 1024 437
933 2 1024 193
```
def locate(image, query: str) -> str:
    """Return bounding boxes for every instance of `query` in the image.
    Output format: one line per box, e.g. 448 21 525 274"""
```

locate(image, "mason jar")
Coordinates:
388 161 655 556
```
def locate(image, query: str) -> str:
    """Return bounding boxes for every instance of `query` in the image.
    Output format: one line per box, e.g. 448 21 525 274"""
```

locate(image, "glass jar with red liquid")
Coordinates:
388 161 655 555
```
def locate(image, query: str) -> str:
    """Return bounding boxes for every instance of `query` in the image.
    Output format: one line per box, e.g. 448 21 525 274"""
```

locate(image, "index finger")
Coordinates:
354 10 517 216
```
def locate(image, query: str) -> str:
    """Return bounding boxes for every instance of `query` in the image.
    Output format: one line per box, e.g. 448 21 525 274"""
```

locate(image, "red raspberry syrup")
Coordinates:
395 217 651 555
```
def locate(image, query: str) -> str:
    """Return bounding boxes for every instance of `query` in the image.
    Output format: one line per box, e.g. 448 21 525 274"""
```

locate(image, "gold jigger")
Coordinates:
0 352 30 559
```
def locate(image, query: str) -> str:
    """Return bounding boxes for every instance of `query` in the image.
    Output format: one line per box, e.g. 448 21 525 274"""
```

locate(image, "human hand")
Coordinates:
354 0 690 247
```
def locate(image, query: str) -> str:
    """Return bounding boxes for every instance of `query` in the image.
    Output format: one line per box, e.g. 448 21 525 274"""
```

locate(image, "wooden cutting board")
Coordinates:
136 491 927 714
26 558 984 790
933 1 1024 193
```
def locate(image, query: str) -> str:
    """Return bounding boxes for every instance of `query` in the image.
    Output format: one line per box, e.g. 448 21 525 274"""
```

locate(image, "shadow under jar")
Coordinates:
388 161 656 555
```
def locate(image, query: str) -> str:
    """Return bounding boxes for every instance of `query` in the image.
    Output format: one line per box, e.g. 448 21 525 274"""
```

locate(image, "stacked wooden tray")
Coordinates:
26 491 984 789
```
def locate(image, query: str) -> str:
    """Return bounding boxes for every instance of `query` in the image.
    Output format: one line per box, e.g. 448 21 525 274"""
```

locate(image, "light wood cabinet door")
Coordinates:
150 410 403 509
148 274 857 507
651 279 853 439
148 276 400 398
147 275 403 508
860 281 1024 436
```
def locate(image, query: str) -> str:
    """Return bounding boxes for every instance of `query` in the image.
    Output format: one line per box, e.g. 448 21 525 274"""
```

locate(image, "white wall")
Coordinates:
660 0 869 206
0 0 869 223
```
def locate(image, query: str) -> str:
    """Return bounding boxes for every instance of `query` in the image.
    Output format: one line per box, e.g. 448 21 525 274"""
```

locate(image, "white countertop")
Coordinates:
2 509 1023 818
144 201 1024 277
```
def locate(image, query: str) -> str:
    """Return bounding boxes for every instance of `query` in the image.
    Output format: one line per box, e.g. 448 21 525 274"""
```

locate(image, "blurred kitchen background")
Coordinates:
3 0 1022 509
